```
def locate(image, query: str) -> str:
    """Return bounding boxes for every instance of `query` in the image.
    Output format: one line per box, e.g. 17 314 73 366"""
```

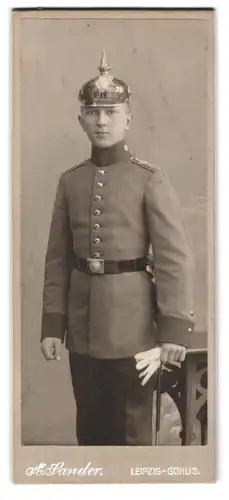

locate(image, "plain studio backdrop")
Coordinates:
20 17 208 444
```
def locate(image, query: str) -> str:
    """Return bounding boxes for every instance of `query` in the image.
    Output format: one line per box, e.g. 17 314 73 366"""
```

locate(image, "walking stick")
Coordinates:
154 362 163 446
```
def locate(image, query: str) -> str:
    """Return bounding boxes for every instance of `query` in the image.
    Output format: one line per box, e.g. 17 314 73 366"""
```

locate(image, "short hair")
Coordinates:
124 100 132 114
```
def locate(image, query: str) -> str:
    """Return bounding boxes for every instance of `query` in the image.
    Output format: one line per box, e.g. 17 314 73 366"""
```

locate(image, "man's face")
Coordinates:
79 103 132 148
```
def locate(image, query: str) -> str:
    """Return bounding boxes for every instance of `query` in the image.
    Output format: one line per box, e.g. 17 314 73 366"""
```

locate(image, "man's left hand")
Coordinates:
160 343 186 364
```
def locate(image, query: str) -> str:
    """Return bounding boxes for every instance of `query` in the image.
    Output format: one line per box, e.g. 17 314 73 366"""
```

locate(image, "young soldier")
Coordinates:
41 50 195 445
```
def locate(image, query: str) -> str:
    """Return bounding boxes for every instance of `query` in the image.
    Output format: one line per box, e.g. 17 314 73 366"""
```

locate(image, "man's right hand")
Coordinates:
41 337 62 361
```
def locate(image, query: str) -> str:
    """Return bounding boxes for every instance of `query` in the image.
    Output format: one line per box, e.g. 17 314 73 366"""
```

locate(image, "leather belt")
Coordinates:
75 256 148 275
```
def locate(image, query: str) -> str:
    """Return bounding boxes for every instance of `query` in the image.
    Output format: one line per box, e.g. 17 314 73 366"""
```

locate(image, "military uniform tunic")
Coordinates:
41 141 195 358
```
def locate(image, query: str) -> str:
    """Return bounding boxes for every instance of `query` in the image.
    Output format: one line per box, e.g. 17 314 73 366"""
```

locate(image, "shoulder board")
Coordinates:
63 158 89 175
129 155 160 173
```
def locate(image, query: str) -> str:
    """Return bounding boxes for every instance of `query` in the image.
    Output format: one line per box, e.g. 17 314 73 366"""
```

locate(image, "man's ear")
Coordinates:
125 113 133 131
78 115 86 132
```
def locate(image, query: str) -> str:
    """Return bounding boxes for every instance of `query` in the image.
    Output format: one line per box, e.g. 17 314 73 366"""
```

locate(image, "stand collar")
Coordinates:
91 140 130 166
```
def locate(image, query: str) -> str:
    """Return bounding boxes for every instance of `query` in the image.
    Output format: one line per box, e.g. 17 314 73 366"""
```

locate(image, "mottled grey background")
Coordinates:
20 18 208 444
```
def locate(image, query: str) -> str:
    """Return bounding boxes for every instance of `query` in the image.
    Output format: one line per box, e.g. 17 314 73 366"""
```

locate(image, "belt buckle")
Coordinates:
87 258 105 274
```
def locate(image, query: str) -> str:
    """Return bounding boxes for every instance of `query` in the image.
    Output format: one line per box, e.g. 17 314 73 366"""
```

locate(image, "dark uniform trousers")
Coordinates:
69 351 155 446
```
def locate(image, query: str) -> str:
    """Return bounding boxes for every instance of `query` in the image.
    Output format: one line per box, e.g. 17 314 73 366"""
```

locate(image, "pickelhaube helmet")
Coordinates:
78 48 132 107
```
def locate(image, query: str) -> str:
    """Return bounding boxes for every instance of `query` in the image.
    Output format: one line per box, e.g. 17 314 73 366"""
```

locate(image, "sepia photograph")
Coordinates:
13 8 215 483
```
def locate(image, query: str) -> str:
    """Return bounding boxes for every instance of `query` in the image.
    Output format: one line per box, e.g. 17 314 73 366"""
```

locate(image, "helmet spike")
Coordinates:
98 47 111 75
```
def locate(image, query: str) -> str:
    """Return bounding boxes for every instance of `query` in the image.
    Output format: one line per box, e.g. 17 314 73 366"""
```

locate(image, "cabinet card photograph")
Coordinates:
13 8 215 483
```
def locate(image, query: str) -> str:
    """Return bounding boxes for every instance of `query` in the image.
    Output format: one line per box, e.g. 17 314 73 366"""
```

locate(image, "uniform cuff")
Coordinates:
41 313 66 343
155 315 195 348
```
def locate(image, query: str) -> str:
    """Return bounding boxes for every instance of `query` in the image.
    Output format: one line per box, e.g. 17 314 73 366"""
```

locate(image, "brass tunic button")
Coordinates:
97 182 104 188
98 169 105 175
93 237 100 244
93 252 100 258
93 223 100 230
94 194 102 202
93 208 101 216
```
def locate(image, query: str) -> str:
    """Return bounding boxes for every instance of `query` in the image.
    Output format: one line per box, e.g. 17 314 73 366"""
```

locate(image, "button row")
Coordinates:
92 170 105 253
